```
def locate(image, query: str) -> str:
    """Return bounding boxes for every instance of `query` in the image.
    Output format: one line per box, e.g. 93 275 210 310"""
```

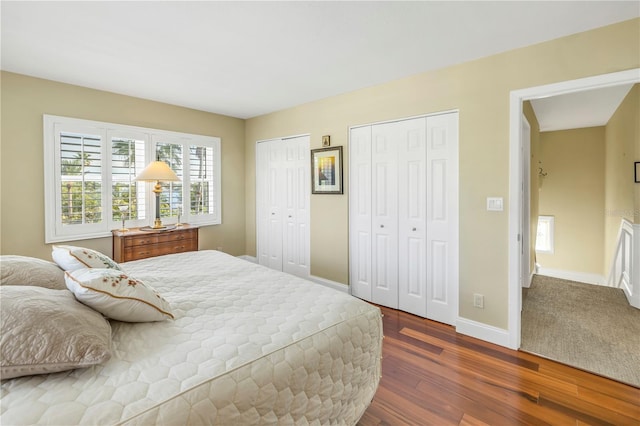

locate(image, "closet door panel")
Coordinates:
282 136 310 277
397 118 427 317
256 141 271 267
349 126 373 300
371 124 398 308
426 113 459 326
267 142 284 271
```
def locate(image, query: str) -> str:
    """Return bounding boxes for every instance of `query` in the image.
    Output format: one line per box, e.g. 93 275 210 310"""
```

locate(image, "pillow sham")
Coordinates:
0 286 112 380
52 245 122 272
0 255 66 290
65 268 174 322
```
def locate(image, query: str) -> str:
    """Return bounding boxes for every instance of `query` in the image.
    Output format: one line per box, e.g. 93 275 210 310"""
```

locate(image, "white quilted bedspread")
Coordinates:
1 251 382 425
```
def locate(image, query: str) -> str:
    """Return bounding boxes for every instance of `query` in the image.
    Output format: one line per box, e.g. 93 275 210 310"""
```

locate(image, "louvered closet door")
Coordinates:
397 117 428 317
425 113 459 325
282 136 310 277
349 126 373 301
371 123 399 308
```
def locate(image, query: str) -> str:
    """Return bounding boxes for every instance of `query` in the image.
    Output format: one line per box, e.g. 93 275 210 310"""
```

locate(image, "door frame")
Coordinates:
520 115 531 290
507 68 640 349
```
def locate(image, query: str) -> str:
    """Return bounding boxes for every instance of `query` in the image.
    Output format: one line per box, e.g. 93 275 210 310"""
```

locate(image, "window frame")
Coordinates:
44 115 221 243
535 215 555 254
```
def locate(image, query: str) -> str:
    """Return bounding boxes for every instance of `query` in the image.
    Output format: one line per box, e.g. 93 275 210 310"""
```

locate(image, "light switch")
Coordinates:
487 197 503 211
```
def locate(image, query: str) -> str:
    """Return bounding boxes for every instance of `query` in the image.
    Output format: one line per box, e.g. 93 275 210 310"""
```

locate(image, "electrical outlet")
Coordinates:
473 293 484 309
216 246 223 251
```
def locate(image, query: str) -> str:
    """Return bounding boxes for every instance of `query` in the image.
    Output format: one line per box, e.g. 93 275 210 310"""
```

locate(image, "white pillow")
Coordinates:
65 268 174 322
52 245 122 272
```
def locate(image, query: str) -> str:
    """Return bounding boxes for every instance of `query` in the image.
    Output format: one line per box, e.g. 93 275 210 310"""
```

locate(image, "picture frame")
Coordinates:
636 162 640 183
311 146 343 194
322 135 331 147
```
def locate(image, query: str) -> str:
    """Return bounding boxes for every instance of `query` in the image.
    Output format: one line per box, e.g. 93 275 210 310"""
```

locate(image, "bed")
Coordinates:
0 250 382 425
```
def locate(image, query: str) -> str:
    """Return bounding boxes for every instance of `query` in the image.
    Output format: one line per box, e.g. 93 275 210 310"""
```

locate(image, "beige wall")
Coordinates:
523 101 541 276
245 18 640 329
0 72 246 260
536 128 606 275
604 83 639 270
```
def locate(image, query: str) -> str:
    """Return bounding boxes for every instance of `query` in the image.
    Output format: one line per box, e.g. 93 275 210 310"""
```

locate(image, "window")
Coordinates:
44 115 221 243
535 215 555 254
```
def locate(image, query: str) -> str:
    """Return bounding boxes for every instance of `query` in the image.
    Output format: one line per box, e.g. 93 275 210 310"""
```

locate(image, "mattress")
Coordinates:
0 250 382 425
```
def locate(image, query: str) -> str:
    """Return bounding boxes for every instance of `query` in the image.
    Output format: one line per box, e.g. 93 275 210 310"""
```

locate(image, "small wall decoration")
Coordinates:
322 135 331 147
635 162 640 183
311 146 343 194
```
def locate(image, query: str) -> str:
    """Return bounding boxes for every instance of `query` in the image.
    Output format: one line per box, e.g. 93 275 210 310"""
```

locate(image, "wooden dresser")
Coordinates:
112 225 198 263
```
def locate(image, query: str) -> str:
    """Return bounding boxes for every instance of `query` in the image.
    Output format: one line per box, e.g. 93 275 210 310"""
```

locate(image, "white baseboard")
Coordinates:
456 317 512 348
237 255 257 263
537 267 606 286
521 271 535 289
308 275 349 293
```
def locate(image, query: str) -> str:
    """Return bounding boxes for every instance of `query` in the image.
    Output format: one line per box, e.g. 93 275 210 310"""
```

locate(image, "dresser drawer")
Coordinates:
156 229 197 244
123 238 197 261
112 225 199 263
124 235 159 247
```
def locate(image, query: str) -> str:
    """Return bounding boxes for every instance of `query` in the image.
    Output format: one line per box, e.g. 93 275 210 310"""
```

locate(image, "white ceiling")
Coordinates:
530 84 635 132
1 1 639 119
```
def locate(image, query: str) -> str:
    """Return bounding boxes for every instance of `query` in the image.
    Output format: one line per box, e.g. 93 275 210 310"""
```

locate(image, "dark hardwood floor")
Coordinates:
359 306 640 426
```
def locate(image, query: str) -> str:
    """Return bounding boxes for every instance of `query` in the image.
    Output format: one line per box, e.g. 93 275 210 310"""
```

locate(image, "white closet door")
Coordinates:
397 117 428 317
426 113 459 325
282 136 310 277
266 139 284 271
256 136 310 278
349 126 373 301
371 123 399 308
256 141 271 267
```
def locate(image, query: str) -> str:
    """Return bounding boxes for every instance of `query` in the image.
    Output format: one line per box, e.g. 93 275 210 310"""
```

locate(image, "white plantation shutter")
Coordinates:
59 132 103 225
155 142 184 219
44 115 221 243
111 135 147 222
189 144 217 217
152 136 221 225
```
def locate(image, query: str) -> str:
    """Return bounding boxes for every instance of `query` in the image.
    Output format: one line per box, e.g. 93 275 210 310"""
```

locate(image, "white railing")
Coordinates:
607 219 639 309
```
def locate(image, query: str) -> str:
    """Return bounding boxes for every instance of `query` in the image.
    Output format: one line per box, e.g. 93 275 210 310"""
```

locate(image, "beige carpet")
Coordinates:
521 275 640 388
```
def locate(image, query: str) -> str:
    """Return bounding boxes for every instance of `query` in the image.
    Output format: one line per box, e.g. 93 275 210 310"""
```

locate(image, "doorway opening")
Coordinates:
507 68 640 350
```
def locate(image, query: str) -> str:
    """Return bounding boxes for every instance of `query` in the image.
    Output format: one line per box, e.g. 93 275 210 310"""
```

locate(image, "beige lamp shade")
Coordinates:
135 161 180 182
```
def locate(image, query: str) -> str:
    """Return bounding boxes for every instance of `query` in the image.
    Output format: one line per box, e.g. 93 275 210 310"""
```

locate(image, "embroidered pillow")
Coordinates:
52 245 122 272
65 268 174 322
0 255 66 290
0 286 112 380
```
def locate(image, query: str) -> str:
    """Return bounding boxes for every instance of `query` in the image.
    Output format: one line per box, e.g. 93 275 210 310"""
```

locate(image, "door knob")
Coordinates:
412 227 417 231
380 225 384 228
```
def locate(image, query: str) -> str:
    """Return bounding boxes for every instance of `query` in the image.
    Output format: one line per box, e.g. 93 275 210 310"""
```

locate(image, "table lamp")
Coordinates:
135 161 180 229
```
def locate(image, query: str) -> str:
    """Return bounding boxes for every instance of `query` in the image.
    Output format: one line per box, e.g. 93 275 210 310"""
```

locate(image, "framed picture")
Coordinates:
311 146 343 194
636 162 640 183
